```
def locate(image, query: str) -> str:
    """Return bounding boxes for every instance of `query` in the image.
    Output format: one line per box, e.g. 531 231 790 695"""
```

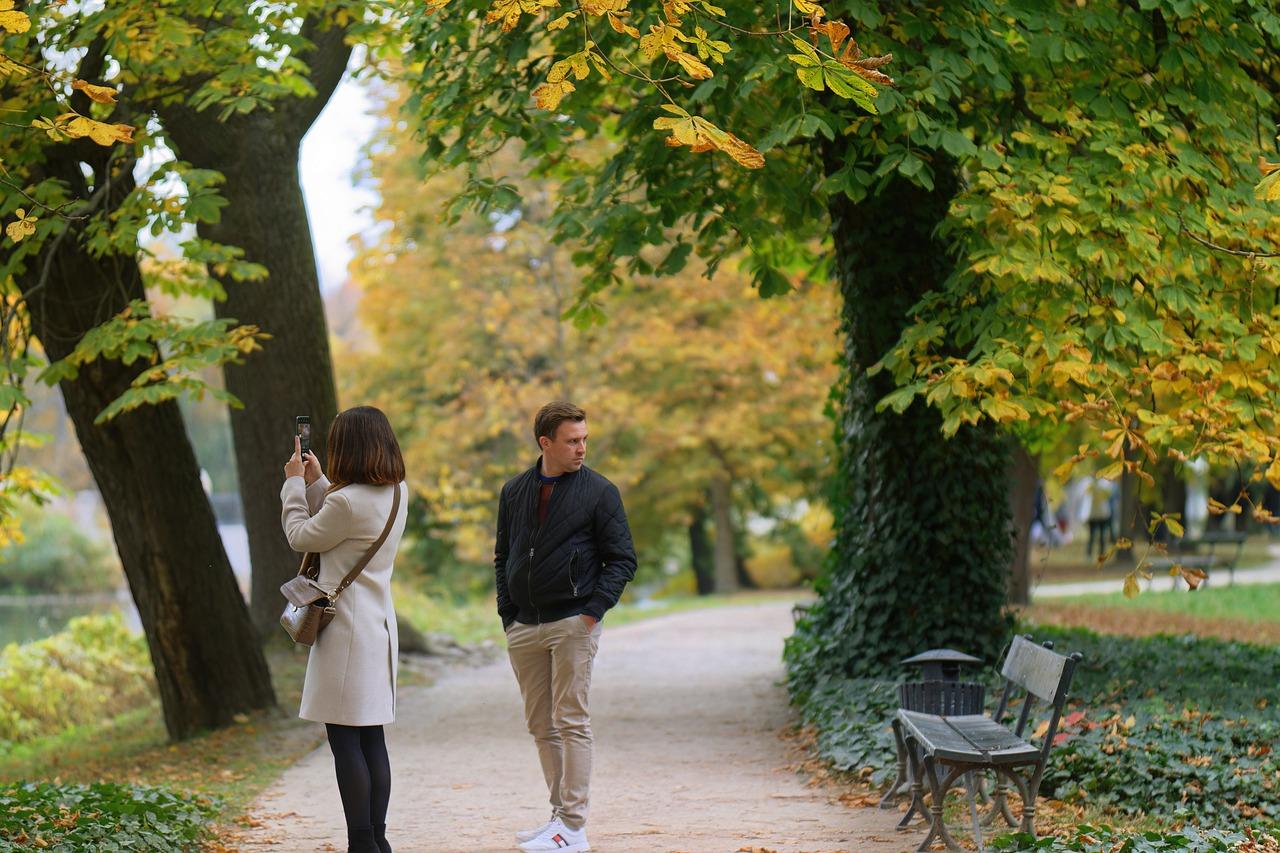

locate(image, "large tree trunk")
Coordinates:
1007 445 1039 606
709 474 739 594
787 172 1013 686
688 503 715 596
18 159 276 740
161 24 351 637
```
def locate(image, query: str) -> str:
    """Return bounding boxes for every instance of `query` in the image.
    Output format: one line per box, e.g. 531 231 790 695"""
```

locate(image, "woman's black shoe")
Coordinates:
374 823 392 853
347 826 380 853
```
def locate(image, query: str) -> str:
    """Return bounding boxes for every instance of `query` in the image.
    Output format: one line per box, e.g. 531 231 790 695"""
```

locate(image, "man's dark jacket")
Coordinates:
494 459 637 627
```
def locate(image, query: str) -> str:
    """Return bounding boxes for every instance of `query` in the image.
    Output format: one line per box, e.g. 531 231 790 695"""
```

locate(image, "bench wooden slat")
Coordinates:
1001 635 1068 704
898 710 1040 765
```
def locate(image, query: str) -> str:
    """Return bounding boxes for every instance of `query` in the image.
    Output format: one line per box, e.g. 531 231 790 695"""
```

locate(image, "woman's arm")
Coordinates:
281 477 351 553
305 475 331 516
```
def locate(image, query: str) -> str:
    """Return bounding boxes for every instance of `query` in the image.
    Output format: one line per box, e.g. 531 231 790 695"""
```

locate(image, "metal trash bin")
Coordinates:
880 649 984 809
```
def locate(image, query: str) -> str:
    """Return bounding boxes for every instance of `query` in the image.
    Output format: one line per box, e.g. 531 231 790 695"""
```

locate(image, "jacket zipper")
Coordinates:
528 544 540 622
569 550 578 597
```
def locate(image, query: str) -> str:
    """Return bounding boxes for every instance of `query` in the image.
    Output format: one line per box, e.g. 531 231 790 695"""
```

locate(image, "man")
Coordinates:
494 401 637 853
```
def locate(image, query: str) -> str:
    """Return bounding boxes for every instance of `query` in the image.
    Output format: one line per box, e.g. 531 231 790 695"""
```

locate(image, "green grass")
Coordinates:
1061 580 1280 623
393 582 809 645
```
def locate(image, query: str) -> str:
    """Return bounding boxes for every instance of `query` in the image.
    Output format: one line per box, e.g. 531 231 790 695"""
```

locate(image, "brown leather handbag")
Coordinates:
280 483 402 646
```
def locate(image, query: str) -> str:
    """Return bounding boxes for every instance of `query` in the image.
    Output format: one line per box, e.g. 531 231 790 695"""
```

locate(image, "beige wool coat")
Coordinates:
280 475 407 726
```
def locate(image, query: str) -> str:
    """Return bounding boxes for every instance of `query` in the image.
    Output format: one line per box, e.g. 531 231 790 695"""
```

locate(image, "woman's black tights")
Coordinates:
326 724 391 853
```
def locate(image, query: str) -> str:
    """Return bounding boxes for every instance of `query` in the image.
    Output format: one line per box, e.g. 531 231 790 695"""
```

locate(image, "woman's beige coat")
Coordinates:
280 475 407 726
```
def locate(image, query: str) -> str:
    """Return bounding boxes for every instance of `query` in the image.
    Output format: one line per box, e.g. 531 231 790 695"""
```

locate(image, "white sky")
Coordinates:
299 76 381 293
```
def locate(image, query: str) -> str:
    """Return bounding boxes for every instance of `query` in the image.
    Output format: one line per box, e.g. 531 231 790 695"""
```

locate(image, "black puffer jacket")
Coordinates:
494 460 637 627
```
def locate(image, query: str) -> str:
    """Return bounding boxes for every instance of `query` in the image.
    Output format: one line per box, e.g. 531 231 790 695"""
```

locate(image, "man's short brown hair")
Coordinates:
534 401 586 445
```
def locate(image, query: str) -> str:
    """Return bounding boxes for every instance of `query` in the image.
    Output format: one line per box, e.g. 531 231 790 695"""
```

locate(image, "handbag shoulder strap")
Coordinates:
332 482 402 600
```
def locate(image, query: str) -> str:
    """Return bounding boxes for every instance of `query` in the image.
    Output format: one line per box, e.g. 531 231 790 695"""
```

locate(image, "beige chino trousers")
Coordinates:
506 615 602 832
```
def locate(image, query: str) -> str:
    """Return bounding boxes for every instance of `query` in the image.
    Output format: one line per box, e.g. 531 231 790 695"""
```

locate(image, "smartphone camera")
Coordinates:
295 415 311 455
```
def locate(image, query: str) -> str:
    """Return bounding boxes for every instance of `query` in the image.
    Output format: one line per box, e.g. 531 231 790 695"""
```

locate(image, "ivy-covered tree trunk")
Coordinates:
18 157 276 740
161 24 350 637
787 174 1013 689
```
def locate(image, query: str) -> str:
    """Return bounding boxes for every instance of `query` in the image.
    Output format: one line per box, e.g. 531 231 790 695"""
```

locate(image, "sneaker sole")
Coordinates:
517 844 589 853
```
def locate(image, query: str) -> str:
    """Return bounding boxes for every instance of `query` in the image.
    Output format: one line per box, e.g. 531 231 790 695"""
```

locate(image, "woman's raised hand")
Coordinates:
302 449 323 486
284 436 306 480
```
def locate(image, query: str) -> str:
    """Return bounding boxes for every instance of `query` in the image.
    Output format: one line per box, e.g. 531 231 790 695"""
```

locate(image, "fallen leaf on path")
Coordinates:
451 782 475 789
738 848 778 853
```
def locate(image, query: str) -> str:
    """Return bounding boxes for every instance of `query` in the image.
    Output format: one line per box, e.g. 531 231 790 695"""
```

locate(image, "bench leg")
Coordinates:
982 774 1018 828
994 767 1036 837
898 734 927 830
917 756 965 853
964 772 984 852
879 717 909 809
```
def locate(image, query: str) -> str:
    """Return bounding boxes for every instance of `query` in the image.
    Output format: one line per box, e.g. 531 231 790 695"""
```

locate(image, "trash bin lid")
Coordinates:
899 649 983 667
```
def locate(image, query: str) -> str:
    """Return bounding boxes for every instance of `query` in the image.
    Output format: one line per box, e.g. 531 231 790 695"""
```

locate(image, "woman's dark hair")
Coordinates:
326 406 405 488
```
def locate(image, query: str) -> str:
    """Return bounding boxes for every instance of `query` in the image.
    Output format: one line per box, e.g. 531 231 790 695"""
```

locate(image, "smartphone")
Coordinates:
295 415 311 455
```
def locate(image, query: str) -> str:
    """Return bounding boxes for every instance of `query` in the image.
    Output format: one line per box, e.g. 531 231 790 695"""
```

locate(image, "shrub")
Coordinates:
0 615 154 744
0 506 120 595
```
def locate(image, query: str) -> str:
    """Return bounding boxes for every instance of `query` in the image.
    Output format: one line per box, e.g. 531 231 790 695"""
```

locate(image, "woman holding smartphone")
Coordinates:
281 406 407 853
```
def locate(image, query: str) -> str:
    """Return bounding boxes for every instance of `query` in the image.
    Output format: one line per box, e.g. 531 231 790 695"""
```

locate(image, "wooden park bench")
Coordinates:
895 635 1082 852
1146 530 1247 587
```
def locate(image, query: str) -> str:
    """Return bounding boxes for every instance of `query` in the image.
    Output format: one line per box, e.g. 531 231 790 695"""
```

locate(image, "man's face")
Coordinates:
540 419 588 475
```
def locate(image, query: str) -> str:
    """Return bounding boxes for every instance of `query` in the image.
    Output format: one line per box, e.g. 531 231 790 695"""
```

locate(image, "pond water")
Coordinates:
0 590 140 647
0 522 248 648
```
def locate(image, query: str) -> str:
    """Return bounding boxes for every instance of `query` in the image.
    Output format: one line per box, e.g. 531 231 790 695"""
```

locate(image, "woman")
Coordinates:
281 406 408 853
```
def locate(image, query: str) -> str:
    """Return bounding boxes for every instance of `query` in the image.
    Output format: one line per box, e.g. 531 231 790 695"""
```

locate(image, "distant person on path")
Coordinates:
281 407 408 853
493 402 638 853
1086 475 1115 559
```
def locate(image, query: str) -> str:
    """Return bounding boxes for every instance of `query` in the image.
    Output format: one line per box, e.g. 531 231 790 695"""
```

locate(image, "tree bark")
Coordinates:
788 169 1013 682
709 474 739 594
1007 444 1039 606
688 503 714 595
17 156 276 740
161 23 352 637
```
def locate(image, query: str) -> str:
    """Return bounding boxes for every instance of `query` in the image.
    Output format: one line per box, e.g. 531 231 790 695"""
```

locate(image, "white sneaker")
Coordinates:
517 820 590 852
515 814 559 844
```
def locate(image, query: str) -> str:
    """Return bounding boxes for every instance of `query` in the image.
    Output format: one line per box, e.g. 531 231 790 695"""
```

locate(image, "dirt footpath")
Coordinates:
236 602 919 853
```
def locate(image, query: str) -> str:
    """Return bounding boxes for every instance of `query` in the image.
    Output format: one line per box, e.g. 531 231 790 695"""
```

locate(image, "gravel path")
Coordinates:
237 601 918 853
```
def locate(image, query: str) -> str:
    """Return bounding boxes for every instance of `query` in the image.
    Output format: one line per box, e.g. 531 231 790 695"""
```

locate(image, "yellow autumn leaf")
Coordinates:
72 79 119 105
654 110 764 169
60 114 135 146
672 50 713 80
0 53 29 78
640 23 678 60
1266 457 1280 490
581 0 628 12
485 0 560 33
547 11 577 30
6 208 36 243
0 0 30 35
792 0 824 21
607 11 640 38
533 78 575 110
1122 573 1141 599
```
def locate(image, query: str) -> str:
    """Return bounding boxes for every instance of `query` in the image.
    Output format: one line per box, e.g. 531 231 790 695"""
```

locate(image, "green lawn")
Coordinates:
1061 580 1280 623
393 582 810 646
